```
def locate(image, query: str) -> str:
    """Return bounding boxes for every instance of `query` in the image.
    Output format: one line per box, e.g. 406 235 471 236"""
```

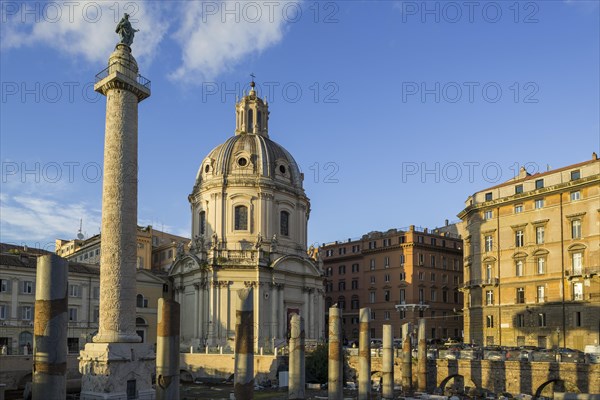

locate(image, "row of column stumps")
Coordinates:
31 286 429 400
327 306 428 399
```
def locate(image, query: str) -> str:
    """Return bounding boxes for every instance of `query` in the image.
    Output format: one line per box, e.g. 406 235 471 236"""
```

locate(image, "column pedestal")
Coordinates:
79 342 155 400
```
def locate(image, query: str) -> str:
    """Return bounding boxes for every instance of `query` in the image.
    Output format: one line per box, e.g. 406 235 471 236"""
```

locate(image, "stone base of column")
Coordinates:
79 342 156 400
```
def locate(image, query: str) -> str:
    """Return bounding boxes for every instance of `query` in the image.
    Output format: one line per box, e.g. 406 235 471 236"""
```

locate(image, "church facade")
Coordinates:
169 82 324 351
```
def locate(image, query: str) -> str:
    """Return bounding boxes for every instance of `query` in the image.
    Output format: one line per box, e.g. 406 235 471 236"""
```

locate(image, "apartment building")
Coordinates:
458 154 600 350
320 224 463 341
0 244 167 355
55 225 189 271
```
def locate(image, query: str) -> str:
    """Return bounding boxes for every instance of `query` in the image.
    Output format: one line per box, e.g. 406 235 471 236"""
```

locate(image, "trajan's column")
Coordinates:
79 14 155 399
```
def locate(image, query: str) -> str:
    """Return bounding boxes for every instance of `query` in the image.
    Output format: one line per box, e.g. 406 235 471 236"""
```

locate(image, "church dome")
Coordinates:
196 133 303 190
193 83 304 193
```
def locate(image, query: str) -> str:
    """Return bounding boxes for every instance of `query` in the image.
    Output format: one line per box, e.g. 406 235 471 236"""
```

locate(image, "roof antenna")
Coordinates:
77 219 84 240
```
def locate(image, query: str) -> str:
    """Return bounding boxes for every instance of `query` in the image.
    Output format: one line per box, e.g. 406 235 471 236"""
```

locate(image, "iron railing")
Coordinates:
95 61 151 90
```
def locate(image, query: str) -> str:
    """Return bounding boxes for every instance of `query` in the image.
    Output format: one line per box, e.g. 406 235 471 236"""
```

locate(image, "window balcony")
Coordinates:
536 296 547 303
567 266 598 279
460 278 499 289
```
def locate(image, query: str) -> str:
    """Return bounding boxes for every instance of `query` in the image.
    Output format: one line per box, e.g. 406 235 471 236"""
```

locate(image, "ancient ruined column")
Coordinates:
79 39 154 399
289 313 305 399
417 318 427 392
328 307 342 400
235 288 254 400
358 308 371 400
382 324 394 400
32 254 68 400
401 323 412 392
156 299 180 400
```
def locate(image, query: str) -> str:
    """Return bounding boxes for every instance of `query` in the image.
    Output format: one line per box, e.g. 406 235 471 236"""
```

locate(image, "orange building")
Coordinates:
320 224 463 342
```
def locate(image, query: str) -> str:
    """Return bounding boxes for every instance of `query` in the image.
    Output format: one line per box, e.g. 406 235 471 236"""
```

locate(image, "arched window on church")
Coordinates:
136 294 147 308
280 211 290 236
199 211 206 235
247 109 253 131
235 205 248 230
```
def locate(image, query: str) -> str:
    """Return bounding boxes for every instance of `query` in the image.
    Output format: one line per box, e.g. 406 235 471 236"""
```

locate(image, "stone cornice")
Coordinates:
565 212 586 220
94 71 150 102
458 173 599 215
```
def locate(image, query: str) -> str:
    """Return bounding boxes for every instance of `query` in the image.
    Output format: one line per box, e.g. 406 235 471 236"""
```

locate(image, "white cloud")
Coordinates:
0 1 168 65
169 0 299 82
1 1 298 82
0 193 101 249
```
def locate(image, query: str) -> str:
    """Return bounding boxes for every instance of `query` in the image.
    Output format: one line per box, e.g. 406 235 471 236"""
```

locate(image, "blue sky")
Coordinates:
1 0 599 251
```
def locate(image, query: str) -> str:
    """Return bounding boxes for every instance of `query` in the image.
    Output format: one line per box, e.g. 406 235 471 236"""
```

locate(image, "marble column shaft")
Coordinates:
156 299 180 400
328 307 342 400
382 325 394 400
358 308 371 400
32 254 68 400
234 288 254 400
417 318 427 392
402 323 412 392
94 44 143 344
288 314 305 400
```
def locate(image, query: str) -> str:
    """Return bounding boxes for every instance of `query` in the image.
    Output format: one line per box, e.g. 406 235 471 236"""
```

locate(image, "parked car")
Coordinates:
584 345 600 364
441 346 461 360
460 347 482 360
532 349 556 362
556 347 585 363
427 348 439 360
483 346 505 361
505 346 537 361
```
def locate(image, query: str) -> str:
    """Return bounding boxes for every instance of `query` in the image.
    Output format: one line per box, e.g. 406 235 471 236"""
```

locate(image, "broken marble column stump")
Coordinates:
402 322 412 393
288 313 305 400
417 318 427 392
156 299 180 400
328 307 342 400
32 254 68 400
382 324 394 400
234 288 254 400
358 308 371 400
